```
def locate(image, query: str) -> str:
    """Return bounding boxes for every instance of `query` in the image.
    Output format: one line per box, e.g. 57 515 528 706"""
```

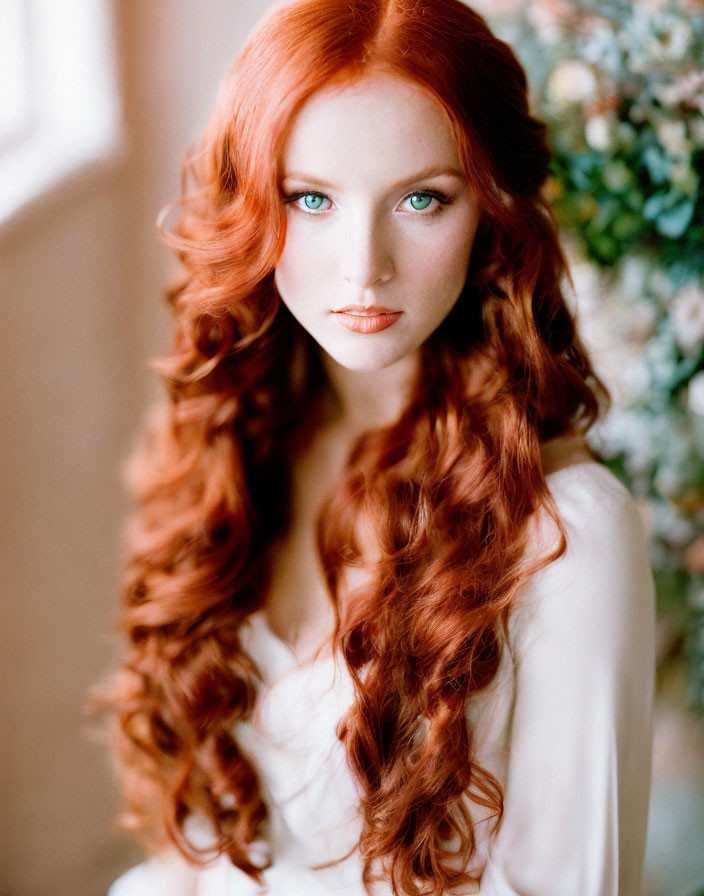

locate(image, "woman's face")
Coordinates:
275 72 481 372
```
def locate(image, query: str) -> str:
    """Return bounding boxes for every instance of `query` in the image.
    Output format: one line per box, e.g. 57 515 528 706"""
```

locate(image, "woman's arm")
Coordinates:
479 462 656 896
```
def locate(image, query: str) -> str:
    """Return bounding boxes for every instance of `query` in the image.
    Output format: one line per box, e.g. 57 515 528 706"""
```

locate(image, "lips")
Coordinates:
335 305 398 314
333 305 403 334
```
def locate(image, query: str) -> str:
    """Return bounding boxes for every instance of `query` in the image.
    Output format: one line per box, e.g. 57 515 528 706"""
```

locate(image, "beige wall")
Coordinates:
0 2 271 893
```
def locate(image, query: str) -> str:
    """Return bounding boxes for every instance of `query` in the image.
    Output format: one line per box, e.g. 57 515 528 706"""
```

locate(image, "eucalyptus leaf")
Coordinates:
657 199 696 239
643 146 672 185
644 192 668 221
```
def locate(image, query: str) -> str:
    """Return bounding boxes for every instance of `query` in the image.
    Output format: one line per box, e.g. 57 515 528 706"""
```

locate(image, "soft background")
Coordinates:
0 1 701 895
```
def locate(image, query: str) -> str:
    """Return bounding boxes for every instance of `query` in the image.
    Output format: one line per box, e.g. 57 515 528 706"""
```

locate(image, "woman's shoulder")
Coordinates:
510 433 655 658
540 430 630 499
542 451 648 596
537 432 644 555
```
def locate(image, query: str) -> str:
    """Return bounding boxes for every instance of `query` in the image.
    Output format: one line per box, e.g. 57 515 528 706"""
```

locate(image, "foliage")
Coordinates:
474 0 704 709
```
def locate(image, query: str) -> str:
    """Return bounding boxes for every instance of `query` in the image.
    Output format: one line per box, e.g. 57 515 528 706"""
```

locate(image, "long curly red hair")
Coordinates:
100 1 607 894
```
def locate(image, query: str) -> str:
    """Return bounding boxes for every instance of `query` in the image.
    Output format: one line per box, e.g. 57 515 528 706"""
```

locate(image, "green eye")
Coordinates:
409 192 433 210
304 193 325 210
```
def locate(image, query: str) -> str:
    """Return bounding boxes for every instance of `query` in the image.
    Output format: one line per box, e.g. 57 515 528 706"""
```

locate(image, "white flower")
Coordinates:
653 500 695 545
655 70 704 109
654 467 682 499
688 371 704 418
645 332 680 387
565 254 602 313
671 282 704 356
597 409 657 475
585 114 613 151
588 414 621 459
618 256 650 301
654 84 680 108
620 353 651 403
628 14 693 68
581 21 621 74
656 119 694 157
547 59 598 105
661 18 694 61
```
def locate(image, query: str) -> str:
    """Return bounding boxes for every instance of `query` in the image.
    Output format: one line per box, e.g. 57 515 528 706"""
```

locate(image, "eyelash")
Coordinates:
282 188 452 217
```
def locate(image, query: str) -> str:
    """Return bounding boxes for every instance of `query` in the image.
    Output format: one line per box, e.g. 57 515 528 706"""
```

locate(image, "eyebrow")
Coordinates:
281 165 467 191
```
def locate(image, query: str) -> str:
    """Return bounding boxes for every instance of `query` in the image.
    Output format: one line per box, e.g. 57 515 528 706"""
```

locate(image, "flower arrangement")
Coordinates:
473 0 704 709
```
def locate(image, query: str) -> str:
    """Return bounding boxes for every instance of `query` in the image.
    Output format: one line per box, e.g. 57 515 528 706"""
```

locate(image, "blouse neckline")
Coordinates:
247 434 596 679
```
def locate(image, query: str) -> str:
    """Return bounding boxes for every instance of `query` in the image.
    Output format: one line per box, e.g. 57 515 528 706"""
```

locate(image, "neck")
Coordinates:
320 350 419 433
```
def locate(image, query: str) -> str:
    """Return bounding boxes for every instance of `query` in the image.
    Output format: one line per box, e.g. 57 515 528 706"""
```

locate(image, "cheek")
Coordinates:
449 210 480 289
275 223 333 305
403 216 478 300
449 234 475 292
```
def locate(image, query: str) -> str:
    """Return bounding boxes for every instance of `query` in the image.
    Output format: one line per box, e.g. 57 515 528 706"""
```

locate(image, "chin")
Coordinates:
321 339 414 372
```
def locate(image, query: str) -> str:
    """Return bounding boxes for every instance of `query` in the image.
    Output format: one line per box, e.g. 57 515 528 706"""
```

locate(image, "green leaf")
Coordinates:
588 230 620 265
643 146 672 185
643 191 669 221
657 199 696 239
612 211 643 241
654 566 692 617
625 187 645 210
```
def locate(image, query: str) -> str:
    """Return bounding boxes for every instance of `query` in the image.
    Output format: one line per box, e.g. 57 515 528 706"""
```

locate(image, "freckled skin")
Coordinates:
275 71 481 373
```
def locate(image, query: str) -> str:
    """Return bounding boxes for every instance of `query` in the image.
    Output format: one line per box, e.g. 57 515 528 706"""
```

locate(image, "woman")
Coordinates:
105 0 656 893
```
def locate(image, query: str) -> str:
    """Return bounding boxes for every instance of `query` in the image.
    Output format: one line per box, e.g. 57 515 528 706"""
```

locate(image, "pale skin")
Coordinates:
267 72 482 658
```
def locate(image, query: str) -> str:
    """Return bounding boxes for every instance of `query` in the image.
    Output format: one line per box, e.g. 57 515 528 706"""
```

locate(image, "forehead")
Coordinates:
280 72 463 186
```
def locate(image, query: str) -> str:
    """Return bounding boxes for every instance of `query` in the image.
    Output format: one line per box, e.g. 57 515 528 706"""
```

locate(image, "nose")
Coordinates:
339 211 394 290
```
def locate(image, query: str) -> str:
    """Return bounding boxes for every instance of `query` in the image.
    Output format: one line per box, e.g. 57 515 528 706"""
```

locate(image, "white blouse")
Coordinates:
108 450 656 896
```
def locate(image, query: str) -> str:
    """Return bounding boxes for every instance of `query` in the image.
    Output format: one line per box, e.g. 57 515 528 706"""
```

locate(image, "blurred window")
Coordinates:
0 0 122 227
0 0 32 151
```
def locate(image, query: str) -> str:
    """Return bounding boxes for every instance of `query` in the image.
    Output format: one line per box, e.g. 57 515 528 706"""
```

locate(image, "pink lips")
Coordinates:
333 305 403 334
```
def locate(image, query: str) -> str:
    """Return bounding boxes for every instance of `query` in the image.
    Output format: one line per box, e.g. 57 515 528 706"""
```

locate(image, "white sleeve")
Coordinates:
107 850 265 896
107 853 200 896
479 464 656 896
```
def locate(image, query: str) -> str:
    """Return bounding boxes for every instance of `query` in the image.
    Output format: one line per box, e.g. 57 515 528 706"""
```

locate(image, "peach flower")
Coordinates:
547 59 597 105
